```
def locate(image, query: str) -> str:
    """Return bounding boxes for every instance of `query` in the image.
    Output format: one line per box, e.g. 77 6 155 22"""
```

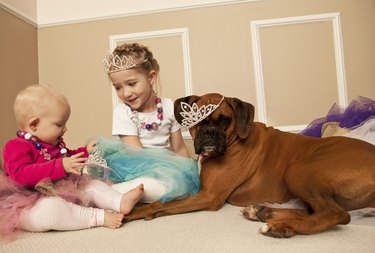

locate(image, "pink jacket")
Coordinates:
2 137 88 188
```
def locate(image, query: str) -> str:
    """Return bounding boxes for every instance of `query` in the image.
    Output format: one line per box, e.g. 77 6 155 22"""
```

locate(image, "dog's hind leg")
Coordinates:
368 200 375 208
259 198 350 238
251 168 352 238
242 199 310 222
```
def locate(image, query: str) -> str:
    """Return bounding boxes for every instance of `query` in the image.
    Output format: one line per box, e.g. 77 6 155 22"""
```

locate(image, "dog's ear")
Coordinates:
174 95 200 124
226 97 254 139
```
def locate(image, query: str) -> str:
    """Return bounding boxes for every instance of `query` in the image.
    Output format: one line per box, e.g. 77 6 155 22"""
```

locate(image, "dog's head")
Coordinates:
174 93 254 158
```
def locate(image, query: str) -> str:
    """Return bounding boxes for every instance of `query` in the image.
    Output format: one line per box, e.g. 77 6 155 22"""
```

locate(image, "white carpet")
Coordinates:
1 204 375 253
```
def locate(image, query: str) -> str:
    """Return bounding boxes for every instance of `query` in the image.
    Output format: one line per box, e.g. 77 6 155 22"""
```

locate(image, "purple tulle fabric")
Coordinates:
0 173 92 242
301 96 375 137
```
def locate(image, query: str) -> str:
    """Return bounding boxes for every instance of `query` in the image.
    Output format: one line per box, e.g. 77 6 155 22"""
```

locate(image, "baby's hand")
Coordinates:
62 152 87 175
86 139 97 154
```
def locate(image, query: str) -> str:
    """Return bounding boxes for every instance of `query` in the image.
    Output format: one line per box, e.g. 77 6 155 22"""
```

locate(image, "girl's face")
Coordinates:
109 68 157 112
32 101 70 145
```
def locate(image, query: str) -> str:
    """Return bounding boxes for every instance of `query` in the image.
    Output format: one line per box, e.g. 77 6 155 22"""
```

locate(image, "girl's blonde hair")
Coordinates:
14 84 70 128
111 43 160 74
106 43 162 95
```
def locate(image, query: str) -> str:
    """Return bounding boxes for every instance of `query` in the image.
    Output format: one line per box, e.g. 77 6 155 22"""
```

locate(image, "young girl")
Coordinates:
107 43 189 156
93 43 200 203
0 84 144 241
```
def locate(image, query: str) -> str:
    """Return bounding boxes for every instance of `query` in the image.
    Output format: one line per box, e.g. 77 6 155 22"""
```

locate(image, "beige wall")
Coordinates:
1 0 375 158
38 0 375 149
0 7 38 164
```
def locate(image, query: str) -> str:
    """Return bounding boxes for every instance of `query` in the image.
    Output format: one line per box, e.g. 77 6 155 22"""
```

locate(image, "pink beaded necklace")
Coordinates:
130 97 163 131
17 131 68 160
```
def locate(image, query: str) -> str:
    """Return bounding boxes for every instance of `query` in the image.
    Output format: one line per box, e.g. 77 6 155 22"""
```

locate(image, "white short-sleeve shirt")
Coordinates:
112 98 180 148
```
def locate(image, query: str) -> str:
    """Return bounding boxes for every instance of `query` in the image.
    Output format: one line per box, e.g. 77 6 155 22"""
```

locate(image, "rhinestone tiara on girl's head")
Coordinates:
103 53 147 73
179 96 225 128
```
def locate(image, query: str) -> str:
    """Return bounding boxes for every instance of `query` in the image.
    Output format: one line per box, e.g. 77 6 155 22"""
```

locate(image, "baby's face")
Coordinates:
34 102 71 145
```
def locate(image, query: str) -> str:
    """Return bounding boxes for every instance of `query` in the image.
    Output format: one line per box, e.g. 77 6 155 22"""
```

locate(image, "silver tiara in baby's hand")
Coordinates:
103 53 147 73
179 96 225 128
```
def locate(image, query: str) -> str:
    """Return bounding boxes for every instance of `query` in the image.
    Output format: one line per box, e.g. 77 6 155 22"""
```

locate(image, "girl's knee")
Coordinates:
85 179 112 193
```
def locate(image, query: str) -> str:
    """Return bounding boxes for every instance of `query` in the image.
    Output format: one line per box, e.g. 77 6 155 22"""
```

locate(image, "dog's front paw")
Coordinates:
258 223 296 238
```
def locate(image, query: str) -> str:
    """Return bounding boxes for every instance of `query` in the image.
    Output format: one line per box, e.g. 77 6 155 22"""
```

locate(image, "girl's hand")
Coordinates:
86 139 97 154
62 152 87 175
169 130 190 158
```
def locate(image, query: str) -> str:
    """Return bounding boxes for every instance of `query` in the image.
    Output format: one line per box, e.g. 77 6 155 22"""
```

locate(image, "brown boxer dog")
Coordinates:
124 93 375 238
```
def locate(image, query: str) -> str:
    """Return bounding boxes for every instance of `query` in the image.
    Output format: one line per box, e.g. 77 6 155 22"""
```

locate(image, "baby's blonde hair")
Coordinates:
14 84 70 129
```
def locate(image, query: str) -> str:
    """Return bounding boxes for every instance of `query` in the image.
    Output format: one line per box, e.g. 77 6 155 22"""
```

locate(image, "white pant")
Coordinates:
112 177 166 203
19 179 122 232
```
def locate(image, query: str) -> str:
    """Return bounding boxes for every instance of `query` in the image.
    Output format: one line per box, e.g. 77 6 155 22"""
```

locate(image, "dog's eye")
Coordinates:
204 117 210 123
198 117 210 126
218 115 231 126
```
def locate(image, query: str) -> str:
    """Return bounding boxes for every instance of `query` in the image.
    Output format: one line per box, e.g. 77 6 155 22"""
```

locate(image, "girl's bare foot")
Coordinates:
120 184 144 214
103 211 124 229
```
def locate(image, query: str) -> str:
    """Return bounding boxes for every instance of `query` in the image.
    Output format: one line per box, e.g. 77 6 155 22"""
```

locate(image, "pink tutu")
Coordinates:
0 172 92 241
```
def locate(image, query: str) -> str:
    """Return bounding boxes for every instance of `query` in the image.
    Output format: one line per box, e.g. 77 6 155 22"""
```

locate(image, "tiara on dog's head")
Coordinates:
103 53 148 73
179 96 225 128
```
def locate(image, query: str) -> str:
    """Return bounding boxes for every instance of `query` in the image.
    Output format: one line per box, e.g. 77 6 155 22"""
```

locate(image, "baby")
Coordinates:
1 84 143 240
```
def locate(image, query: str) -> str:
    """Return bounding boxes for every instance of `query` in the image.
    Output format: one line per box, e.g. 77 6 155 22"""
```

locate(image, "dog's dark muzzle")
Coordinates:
194 125 227 157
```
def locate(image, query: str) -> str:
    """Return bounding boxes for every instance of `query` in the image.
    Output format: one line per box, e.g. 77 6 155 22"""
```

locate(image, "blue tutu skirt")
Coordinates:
88 137 200 203
301 96 375 137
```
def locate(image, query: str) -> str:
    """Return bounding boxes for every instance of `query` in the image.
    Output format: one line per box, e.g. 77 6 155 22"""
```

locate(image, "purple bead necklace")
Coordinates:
131 97 163 131
17 131 68 160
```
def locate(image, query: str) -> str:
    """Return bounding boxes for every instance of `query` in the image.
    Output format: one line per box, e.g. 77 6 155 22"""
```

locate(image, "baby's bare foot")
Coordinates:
120 184 144 214
104 211 124 229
